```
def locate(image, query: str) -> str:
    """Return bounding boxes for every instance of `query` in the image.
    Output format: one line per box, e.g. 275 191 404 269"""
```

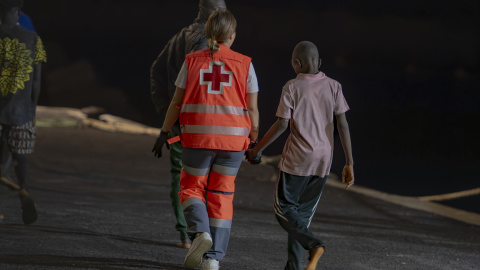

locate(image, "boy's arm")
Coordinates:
335 113 354 189
247 92 259 141
32 62 42 106
249 117 289 158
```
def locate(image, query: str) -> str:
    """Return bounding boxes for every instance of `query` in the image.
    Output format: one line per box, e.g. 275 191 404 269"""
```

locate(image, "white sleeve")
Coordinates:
247 62 259 93
175 61 188 89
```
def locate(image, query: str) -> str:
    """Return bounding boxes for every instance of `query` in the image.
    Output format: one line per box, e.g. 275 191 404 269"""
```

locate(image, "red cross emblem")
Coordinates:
200 61 233 94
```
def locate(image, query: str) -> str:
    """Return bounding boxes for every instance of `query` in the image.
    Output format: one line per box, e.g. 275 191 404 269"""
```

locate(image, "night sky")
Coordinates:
24 0 479 210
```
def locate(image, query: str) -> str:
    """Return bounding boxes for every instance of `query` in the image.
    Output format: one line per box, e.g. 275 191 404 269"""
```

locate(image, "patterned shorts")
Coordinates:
1 120 36 154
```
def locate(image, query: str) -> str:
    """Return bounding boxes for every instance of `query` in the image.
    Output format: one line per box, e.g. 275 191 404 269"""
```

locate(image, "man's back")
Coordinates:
276 72 349 177
150 20 208 121
0 24 45 125
150 0 228 121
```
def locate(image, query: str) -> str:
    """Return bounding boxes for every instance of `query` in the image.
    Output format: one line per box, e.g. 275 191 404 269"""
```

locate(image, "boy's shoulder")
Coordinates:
0 25 38 42
282 78 298 90
282 73 343 97
324 73 341 83
323 75 342 88
292 73 341 87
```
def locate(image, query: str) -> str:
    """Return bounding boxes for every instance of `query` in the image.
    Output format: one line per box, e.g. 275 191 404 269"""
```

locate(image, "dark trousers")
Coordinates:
168 123 188 241
274 171 327 270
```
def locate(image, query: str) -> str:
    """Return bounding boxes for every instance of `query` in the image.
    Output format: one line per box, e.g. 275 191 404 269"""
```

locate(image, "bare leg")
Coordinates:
12 152 37 225
0 130 19 190
305 246 325 270
12 152 28 190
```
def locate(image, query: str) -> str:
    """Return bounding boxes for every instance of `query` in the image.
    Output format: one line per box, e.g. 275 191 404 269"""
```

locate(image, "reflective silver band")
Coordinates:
212 164 239 176
274 178 288 221
182 164 210 176
182 125 250 137
209 218 232 228
181 104 249 117
181 197 204 210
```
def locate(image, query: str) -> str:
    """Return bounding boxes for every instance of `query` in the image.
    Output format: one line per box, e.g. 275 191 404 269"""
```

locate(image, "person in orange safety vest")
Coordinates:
152 10 260 270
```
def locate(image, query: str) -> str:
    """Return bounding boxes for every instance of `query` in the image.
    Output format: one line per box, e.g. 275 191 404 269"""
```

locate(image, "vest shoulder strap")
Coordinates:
186 47 251 65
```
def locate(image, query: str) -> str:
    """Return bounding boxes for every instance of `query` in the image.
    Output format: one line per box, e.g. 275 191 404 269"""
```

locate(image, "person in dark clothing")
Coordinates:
0 0 46 225
150 0 227 249
0 8 35 193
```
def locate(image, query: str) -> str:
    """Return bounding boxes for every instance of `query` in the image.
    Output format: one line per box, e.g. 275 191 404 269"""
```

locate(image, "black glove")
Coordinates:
152 130 170 158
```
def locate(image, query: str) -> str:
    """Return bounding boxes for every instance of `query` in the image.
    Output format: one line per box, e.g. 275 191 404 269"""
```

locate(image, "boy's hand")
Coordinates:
246 149 262 165
152 131 170 158
342 165 354 189
245 141 262 165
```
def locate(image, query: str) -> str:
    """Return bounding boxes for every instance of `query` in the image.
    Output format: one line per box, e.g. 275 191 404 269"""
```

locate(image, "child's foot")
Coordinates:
305 246 325 270
184 232 213 268
18 189 37 225
202 258 219 270
1 176 20 191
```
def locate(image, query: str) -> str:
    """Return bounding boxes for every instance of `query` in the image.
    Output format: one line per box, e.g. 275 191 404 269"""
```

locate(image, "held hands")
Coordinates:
245 141 262 165
152 131 170 158
342 165 354 189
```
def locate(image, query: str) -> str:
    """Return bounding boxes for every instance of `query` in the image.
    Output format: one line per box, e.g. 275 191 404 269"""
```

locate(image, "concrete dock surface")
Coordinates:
1 127 479 270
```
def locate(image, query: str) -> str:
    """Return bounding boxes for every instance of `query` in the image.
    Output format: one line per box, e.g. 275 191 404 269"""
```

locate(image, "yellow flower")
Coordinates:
34 36 47 64
0 37 34 97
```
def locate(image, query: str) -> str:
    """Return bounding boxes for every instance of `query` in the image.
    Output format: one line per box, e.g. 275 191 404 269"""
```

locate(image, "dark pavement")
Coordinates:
1 127 479 270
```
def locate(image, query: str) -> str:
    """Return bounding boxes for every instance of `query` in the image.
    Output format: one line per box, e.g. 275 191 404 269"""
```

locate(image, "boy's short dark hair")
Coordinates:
0 0 24 14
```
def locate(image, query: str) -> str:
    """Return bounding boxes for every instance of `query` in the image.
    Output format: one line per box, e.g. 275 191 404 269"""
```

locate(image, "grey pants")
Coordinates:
274 171 327 270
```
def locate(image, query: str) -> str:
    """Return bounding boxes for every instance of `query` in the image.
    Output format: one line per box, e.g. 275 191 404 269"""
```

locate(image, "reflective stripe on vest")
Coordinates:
181 104 249 117
182 125 250 137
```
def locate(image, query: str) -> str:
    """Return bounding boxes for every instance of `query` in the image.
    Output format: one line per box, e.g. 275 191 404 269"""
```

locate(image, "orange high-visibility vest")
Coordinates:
180 44 252 151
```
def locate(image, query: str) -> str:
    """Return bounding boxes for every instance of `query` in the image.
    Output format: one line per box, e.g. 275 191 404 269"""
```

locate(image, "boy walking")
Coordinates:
0 0 46 225
248 41 354 270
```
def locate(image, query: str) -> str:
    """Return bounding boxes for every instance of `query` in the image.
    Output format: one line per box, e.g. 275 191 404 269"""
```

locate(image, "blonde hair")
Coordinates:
204 10 237 54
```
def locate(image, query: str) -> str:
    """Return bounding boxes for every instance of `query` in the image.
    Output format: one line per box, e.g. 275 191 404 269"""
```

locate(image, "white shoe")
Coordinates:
184 232 213 269
202 258 219 270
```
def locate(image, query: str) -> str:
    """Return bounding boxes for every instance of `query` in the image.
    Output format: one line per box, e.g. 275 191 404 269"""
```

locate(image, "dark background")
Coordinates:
24 1 479 212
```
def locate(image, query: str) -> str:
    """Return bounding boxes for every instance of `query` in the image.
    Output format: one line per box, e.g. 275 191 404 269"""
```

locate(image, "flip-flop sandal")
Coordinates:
19 192 37 225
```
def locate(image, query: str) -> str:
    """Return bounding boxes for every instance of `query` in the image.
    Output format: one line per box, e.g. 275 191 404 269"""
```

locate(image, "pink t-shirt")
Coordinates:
276 72 349 177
